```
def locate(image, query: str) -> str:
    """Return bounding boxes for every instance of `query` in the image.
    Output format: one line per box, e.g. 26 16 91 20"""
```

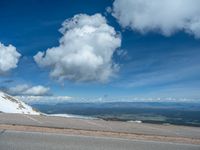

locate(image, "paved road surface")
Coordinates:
0 130 199 150
0 113 200 139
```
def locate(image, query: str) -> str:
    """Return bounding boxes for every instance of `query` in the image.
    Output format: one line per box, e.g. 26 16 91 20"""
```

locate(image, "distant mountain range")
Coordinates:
0 91 40 115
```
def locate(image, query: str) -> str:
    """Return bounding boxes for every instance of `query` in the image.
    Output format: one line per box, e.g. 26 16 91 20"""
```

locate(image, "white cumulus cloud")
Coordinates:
0 42 21 73
34 13 121 82
112 0 200 37
8 84 50 96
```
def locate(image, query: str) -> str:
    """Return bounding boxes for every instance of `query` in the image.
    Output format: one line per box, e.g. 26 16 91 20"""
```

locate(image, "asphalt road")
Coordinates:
0 113 200 139
0 130 199 150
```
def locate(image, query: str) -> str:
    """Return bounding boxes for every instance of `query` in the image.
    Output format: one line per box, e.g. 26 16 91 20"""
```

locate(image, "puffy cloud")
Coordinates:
34 13 121 82
8 84 50 96
112 0 200 37
0 42 21 73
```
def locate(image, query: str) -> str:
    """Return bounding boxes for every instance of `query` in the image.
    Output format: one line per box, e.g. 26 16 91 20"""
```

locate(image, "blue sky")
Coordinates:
0 0 200 102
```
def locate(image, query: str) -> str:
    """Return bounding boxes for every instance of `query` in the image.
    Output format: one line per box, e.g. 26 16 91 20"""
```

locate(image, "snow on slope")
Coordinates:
0 91 40 115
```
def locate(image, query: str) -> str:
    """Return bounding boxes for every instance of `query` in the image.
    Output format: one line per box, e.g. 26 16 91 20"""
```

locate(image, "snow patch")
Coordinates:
127 120 142 123
0 91 40 115
48 114 98 120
